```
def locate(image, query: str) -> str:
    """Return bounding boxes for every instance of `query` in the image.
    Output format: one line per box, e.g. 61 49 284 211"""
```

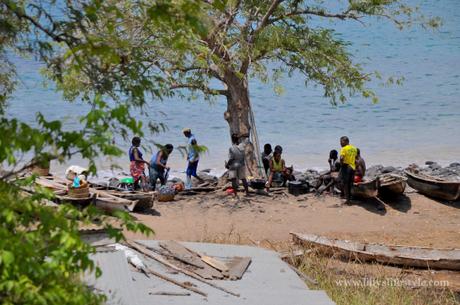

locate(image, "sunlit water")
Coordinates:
6 0 460 178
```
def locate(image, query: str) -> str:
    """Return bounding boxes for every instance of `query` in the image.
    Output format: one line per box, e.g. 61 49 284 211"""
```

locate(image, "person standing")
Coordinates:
339 136 358 204
354 148 366 183
129 136 149 191
149 144 173 190
227 134 249 196
183 128 203 189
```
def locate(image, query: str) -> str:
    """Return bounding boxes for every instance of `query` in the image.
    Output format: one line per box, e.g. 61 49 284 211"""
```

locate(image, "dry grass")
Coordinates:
285 247 460 305
196 231 460 305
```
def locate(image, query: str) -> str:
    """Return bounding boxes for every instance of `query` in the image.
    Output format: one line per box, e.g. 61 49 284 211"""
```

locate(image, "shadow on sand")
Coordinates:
426 196 460 209
379 194 412 213
350 197 386 215
136 208 161 216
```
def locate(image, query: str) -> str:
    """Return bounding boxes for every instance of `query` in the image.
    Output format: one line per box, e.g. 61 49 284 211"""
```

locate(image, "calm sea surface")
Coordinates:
6 0 460 176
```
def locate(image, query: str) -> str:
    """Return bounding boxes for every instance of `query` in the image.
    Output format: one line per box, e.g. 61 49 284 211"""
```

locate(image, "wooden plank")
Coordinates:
227 257 251 280
200 255 229 272
125 240 240 297
160 241 205 269
160 241 224 279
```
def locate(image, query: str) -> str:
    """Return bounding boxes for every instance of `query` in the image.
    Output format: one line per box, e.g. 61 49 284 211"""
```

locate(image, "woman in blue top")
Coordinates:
149 144 174 190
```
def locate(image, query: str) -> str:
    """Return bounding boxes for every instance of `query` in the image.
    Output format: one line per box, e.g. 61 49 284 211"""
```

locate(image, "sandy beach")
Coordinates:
127 190 460 249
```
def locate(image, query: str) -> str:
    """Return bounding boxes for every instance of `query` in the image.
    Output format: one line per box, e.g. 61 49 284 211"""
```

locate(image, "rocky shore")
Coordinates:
90 161 460 191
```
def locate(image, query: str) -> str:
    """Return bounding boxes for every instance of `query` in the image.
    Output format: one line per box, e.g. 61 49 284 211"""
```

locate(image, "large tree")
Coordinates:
27 0 438 176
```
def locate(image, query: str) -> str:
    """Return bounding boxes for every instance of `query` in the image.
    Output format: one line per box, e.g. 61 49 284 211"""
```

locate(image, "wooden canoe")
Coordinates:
94 190 139 213
405 170 460 201
351 179 379 199
102 190 154 211
378 174 407 196
291 232 460 270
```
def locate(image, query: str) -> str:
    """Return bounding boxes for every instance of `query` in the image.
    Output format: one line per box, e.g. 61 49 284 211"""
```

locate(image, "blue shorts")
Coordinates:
186 160 199 177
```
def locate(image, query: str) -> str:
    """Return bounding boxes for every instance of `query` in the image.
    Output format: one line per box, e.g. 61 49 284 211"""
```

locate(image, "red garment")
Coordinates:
130 161 145 183
354 175 362 183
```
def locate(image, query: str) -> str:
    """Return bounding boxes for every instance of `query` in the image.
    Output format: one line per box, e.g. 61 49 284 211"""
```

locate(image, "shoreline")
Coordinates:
48 157 460 183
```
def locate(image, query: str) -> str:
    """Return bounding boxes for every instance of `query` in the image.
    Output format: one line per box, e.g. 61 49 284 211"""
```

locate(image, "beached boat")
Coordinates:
102 190 154 211
291 232 460 271
378 174 407 196
405 169 460 201
94 190 140 213
351 179 379 199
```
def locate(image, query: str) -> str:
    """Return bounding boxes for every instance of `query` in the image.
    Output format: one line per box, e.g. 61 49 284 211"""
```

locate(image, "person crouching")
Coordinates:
149 144 173 191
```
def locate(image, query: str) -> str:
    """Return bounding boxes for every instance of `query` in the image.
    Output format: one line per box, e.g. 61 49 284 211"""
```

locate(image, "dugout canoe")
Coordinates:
378 174 407 196
405 170 460 201
94 190 139 213
291 232 460 270
351 179 379 199
103 190 154 211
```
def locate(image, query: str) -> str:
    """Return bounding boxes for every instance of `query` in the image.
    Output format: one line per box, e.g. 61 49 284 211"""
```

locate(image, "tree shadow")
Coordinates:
379 194 412 213
349 197 387 215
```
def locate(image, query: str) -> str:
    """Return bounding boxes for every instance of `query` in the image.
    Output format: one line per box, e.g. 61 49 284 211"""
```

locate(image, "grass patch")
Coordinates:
287 248 459 305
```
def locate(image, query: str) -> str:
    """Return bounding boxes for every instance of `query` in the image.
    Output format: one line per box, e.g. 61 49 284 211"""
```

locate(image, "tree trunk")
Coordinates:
223 71 261 178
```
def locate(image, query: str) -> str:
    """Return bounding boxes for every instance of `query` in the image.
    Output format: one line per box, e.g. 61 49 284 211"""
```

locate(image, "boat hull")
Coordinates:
291 232 460 270
351 179 379 199
379 174 407 196
405 171 460 201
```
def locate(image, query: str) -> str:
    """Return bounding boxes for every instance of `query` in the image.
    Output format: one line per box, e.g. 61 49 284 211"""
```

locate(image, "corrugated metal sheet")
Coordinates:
86 241 336 305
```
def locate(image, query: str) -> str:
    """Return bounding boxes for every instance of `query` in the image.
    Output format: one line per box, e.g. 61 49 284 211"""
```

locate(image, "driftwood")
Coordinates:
291 232 460 271
125 240 240 297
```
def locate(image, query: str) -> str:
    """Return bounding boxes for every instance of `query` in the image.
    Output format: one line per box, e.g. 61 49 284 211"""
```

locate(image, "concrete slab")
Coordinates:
88 241 336 305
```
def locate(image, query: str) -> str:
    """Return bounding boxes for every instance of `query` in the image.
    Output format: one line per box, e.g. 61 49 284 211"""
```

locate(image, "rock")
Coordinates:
428 163 441 170
195 172 218 183
425 161 435 165
366 165 384 179
449 162 460 168
381 166 396 174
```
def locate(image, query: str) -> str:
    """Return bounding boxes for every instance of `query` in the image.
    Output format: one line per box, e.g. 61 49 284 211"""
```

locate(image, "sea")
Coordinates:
5 0 460 178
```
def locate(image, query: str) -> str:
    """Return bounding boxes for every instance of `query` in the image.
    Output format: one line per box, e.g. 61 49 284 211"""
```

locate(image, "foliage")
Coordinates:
0 1 205 304
0 178 151 305
34 0 440 108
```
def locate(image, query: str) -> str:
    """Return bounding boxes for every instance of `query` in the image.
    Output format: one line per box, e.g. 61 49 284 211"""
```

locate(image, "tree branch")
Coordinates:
170 83 228 96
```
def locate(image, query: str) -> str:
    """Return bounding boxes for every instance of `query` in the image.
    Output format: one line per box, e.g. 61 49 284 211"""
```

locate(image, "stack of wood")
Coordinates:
29 175 153 212
155 240 251 281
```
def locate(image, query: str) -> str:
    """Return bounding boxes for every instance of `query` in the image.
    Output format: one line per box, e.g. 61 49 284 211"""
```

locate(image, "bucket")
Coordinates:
288 181 309 196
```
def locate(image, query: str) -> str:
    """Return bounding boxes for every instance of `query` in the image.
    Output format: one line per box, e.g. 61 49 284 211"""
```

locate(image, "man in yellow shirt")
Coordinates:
339 136 357 204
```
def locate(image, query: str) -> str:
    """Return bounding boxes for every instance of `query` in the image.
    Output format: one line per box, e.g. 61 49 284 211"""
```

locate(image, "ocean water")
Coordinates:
6 0 460 177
